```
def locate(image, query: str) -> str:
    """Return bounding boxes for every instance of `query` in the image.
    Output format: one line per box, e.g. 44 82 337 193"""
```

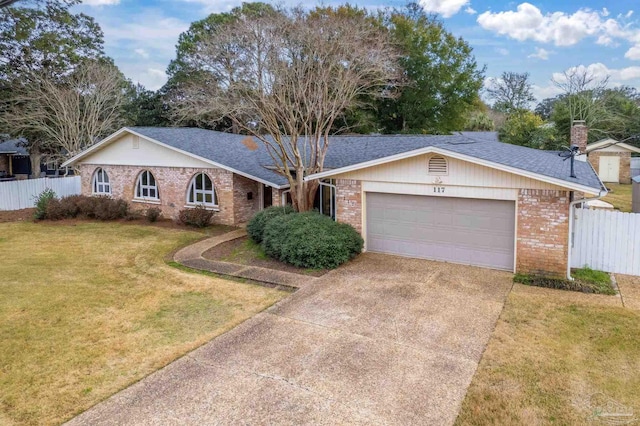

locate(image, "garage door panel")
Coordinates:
366 193 515 270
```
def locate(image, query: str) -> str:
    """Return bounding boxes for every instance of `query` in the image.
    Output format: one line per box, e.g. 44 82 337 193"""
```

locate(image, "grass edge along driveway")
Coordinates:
456 282 640 425
0 221 287 426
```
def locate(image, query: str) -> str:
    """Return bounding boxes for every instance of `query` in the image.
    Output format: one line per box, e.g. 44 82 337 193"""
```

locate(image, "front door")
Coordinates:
262 185 272 209
599 156 620 183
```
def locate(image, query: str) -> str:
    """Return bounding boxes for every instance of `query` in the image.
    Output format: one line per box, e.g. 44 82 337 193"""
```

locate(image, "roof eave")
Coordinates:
62 127 290 189
306 145 603 195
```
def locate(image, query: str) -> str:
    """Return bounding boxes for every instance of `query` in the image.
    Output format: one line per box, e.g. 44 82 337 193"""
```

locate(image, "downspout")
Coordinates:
566 188 607 281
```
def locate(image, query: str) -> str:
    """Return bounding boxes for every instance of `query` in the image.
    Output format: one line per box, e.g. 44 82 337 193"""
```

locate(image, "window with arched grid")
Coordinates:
186 173 217 207
92 168 111 195
135 170 159 200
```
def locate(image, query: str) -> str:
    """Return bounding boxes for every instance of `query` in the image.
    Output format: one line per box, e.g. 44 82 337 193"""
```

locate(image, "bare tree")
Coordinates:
552 66 610 129
0 60 127 166
170 6 401 211
486 71 536 113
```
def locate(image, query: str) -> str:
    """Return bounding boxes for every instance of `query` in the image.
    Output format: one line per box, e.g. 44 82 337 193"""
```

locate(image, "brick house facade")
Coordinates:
332 180 571 276
80 164 262 226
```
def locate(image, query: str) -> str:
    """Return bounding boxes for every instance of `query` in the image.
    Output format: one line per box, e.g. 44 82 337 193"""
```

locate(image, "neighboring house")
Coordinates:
0 139 31 180
62 125 604 278
585 138 640 184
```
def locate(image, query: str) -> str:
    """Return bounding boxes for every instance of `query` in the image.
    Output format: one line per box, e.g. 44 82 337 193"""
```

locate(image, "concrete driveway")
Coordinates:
67 254 513 426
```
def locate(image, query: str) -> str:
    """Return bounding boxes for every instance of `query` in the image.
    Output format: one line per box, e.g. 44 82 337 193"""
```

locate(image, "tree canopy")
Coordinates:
375 4 484 134
168 4 401 211
486 71 536 114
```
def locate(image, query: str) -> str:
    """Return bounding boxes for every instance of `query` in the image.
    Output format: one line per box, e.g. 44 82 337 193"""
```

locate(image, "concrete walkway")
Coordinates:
66 254 513 425
173 229 313 289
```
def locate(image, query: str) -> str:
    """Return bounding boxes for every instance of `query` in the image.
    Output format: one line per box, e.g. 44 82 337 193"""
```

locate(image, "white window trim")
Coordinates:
428 155 448 176
318 179 336 220
92 168 111 195
186 173 218 208
134 170 160 202
181 204 220 212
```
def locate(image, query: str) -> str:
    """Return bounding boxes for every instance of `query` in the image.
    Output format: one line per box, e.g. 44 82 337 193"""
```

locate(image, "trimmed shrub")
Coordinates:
40 194 129 221
92 197 129 220
34 189 56 220
262 212 363 269
146 207 162 222
179 206 213 228
247 205 295 243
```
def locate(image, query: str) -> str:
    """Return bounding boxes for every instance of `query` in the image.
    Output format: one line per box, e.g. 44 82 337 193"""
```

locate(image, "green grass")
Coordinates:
514 267 615 295
0 221 287 426
225 238 269 262
456 292 640 425
603 183 632 212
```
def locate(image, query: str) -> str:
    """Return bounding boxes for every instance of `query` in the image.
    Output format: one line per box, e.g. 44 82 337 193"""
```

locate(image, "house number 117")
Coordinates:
433 187 445 193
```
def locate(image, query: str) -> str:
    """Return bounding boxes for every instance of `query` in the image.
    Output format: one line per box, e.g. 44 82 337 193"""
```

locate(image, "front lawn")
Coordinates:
603 183 632 212
0 222 286 425
456 287 640 425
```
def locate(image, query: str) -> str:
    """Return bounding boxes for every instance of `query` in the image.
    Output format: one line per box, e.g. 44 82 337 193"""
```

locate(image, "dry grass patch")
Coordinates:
456 289 640 425
0 222 286 425
603 183 632 212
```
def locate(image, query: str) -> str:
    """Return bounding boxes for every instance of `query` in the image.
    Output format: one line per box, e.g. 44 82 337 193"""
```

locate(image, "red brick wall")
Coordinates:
571 122 588 153
0 154 9 174
516 189 570 277
233 174 261 224
588 151 632 184
335 179 362 234
79 164 259 225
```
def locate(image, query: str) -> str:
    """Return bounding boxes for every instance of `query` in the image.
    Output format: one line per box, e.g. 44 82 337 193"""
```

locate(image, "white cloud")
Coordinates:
477 3 606 46
82 0 120 5
134 48 149 59
551 63 640 85
138 68 168 90
528 47 550 60
496 47 509 56
418 0 469 18
477 3 640 62
625 45 640 60
465 6 476 15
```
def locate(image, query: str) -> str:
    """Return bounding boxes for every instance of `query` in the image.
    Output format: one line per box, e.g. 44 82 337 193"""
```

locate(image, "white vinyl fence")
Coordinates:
0 176 81 211
631 157 640 178
571 207 640 276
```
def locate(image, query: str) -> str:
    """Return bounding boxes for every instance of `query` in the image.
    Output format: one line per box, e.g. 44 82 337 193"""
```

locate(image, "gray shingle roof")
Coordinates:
0 139 28 155
128 127 603 191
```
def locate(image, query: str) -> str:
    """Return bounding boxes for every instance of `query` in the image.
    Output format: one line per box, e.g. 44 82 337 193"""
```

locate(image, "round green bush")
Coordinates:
247 205 295 243
262 212 363 269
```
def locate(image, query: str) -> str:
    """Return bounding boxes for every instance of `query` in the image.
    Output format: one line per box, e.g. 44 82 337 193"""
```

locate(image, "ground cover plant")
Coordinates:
0 221 286 425
514 267 615 295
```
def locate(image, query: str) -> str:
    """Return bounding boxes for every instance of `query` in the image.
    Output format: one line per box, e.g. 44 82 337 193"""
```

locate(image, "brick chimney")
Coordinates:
571 120 588 153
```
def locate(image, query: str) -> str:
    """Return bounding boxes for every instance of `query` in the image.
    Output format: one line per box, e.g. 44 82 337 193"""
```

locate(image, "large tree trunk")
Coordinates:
29 151 42 178
291 174 319 212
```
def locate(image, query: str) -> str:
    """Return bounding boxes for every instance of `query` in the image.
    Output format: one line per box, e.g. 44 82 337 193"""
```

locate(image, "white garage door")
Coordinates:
366 193 516 270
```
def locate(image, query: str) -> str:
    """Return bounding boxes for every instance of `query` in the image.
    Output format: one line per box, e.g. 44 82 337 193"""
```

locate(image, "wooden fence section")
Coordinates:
571 207 640 276
0 176 81 211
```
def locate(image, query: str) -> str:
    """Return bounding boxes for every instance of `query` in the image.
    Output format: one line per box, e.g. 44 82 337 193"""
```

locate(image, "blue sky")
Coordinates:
76 0 640 104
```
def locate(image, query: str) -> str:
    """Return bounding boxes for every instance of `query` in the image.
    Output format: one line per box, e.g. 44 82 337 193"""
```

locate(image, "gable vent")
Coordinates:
428 156 447 175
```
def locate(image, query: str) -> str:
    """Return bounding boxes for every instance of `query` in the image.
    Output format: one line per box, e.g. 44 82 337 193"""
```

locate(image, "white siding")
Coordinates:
0 177 81 211
79 133 213 168
571 208 640 276
334 153 564 192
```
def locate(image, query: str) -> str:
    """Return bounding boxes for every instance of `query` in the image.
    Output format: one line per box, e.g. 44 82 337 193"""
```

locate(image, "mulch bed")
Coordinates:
203 236 328 277
0 208 36 223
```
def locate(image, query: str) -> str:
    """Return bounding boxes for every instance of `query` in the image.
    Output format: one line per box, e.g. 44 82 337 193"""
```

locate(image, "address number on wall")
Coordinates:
433 186 446 194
